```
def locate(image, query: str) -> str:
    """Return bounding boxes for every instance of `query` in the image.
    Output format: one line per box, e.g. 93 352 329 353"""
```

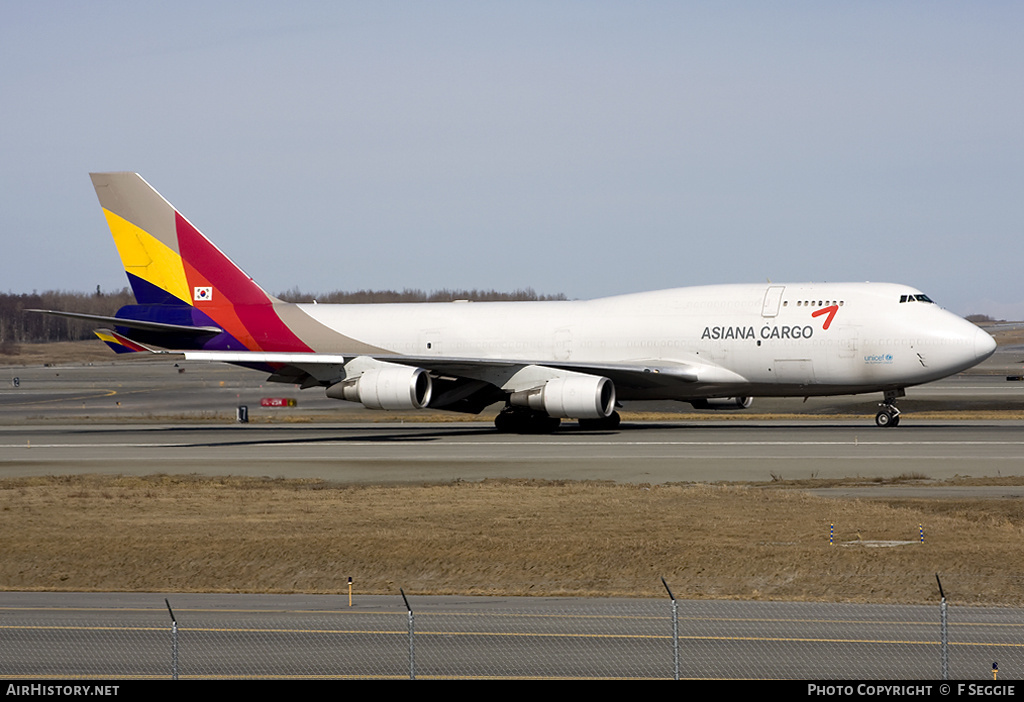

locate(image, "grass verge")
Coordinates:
1 474 1021 605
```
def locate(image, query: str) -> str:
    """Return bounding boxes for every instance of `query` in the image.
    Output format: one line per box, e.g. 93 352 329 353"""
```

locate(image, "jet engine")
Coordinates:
689 397 753 410
327 365 433 410
510 374 616 419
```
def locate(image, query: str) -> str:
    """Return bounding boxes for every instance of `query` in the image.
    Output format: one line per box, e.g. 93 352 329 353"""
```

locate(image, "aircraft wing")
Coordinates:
167 349 748 395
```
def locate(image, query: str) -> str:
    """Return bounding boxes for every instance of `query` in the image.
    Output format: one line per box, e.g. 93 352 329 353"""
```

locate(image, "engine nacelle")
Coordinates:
689 397 753 410
511 374 615 419
326 365 433 410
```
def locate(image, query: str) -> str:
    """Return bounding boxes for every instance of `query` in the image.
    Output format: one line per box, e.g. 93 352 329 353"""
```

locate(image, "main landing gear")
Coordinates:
577 412 622 431
493 406 623 433
494 406 561 434
875 389 905 428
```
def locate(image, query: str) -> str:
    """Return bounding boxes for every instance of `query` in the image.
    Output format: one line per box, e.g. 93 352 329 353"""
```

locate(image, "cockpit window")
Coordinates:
899 294 935 304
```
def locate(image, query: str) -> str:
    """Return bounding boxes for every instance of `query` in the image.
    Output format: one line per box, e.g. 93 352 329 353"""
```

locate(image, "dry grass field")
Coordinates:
0 340 117 366
1 474 1022 605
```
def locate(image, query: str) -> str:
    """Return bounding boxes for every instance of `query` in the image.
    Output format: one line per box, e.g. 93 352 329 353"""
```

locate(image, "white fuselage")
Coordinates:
292 282 995 401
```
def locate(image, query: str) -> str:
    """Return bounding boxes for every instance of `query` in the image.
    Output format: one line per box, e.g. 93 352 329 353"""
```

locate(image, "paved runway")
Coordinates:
2 420 1024 483
2 354 1024 483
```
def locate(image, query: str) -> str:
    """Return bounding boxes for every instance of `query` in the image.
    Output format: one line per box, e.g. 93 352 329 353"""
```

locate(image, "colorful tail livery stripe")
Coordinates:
90 172 314 353
94 329 150 354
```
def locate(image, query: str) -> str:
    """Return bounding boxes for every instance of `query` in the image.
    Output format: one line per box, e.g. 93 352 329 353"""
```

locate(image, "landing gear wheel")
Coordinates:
875 411 900 428
875 389 905 428
577 411 622 431
532 415 561 434
494 411 516 433
494 407 561 434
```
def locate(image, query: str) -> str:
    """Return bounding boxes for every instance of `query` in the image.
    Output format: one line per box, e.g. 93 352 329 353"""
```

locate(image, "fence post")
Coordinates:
165 598 178 680
937 575 948 680
662 577 679 680
401 588 415 680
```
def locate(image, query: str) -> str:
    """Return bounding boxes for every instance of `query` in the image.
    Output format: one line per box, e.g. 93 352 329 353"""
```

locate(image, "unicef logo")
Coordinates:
864 353 895 365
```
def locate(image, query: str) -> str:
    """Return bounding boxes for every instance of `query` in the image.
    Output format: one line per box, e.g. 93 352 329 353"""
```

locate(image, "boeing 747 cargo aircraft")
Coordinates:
33 173 997 432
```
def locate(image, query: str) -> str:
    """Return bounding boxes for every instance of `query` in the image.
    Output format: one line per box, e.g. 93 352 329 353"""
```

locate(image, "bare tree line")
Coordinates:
1 287 567 350
275 287 567 304
0 288 135 349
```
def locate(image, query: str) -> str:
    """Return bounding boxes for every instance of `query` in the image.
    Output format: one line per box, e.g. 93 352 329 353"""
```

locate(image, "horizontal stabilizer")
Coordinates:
27 309 222 335
94 328 163 354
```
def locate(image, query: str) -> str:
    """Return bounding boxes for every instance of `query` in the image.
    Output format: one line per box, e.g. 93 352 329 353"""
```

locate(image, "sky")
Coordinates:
2 2 1022 318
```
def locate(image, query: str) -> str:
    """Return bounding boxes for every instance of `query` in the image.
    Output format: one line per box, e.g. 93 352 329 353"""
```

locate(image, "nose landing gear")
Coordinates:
875 409 900 427
875 389 905 427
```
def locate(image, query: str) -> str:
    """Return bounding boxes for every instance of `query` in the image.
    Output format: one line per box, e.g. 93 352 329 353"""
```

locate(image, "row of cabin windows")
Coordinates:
782 300 844 307
779 294 934 308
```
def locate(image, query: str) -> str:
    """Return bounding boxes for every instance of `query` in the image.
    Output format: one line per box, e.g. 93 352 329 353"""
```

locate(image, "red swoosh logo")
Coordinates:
812 305 838 330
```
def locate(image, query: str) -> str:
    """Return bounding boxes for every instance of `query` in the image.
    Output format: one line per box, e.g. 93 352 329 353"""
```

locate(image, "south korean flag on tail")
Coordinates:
194 286 213 302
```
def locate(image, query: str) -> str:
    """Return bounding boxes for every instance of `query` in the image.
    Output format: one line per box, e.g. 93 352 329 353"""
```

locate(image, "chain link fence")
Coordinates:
2 596 1022 679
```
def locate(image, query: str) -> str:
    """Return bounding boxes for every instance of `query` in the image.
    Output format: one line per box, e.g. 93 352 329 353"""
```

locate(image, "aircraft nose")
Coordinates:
974 326 997 362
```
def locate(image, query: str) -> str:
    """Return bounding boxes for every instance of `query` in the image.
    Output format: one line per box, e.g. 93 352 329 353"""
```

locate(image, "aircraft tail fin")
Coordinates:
90 172 277 307
89 173 312 353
